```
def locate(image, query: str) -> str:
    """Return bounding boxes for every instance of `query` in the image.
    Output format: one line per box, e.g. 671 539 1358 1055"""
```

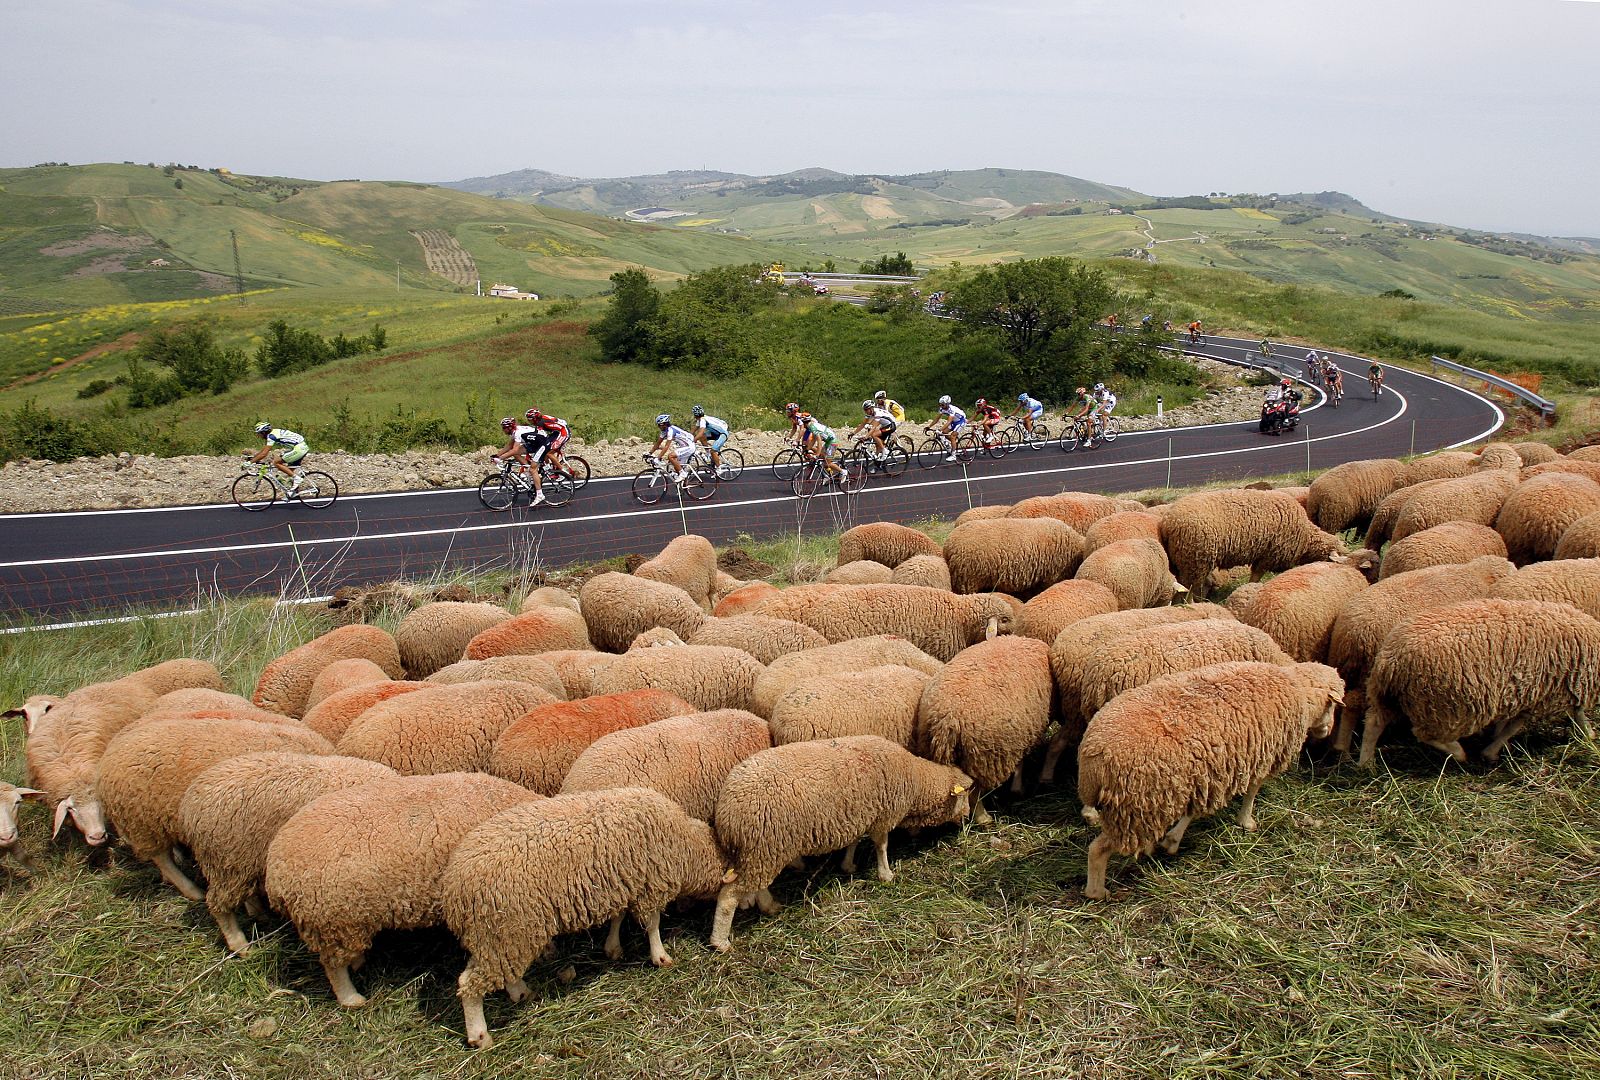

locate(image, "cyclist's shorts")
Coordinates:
281 443 309 466
1027 405 1044 419
874 419 897 436
707 430 728 452
947 416 966 431
522 432 553 462
548 429 570 452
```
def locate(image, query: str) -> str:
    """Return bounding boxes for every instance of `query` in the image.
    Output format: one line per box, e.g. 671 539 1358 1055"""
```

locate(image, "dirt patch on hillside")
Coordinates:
411 229 477 288
5 331 142 388
72 254 135 277
40 230 149 258
860 196 899 221
718 547 775 580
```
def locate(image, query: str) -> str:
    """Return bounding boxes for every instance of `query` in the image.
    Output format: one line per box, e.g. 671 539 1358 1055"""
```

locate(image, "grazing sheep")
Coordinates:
519 586 581 614
1494 472 1600 564
1016 580 1122 643
338 681 556 774
628 627 686 649
1569 445 1600 463
1378 521 1508 580
1 782 45 869
580 572 708 652
753 584 1015 662
1555 512 1600 560
301 681 428 744
768 666 931 748
1363 478 1449 549
560 710 772 820
1475 442 1524 471
533 649 620 698
1489 558 1600 621
147 688 290 725
1235 561 1370 663
634 535 721 611
1008 492 1124 532
1279 486 1310 509
1400 451 1479 484
1305 458 1409 535
265 772 539 1007
1512 442 1560 465
712 580 780 617
709 736 973 952
395 602 512 678
918 636 1053 814
889 553 953 590
589 643 764 714
953 504 1011 526
96 717 334 899
688 615 829 665
1082 510 1164 554
1079 661 1344 900
826 559 895 584
1074 538 1182 610
487 690 694 794
1388 469 1520 544
252 625 403 718
944 518 1085 596
1223 582 1263 619
463 606 591 659
1522 459 1600 485
305 659 390 713
444 788 729 1049
1361 598 1600 767
750 635 943 718
1325 555 1514 754
837 521 942 568
1159 489 1347 598
177 752 397 953
427 655 566 699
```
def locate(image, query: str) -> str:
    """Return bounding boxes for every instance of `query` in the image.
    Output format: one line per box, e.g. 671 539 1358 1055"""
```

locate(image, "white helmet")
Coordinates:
938 395 952 406
1093 383 1105 393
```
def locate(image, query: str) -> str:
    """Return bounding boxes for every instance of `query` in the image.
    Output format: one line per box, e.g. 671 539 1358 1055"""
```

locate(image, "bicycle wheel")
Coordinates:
232 474 278 511
478 473 517 511
771 447 804 483
683 466 719 502
632 468 669 505
916 438 947 469
996 427 1021 456
881 445 909 478
540 471 576 507
1026 421 1051 449
896 433 916 455
792 462 824 498
714 447 744 481
953 433 979 463
293 471 339 509
1100 417 1119 443
561 455 591 489
1059 424 1081 453
839 453 868 493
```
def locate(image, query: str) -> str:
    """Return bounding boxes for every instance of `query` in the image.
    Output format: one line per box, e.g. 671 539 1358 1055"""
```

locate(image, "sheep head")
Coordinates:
967 594 1016 641
904 759 976 828
1294 663 1346 741
52 791 108 846
3 695 62 735
1 785 45 849
1346 548 1381 583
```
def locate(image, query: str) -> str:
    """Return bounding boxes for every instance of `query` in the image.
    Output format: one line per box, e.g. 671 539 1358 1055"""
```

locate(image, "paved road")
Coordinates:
0 337 1502 619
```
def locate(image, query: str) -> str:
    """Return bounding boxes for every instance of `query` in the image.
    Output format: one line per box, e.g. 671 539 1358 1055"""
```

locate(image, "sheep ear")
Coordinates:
721 868 739 885
1173 582 1190 594
16 788 45 801
52 798 73 838
1329 552 1351 563
984 616 998 641
951 783 969 796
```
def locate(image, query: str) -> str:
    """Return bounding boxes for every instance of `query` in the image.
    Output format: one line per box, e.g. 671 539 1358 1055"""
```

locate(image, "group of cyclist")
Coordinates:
490 409 573 506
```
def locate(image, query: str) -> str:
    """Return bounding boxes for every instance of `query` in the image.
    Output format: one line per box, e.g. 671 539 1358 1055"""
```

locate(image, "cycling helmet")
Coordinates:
784 402 800 414
1093 383 1105 393
525 408 543 422
1017 393 1028 402
873 390 886 401
1075 387 1087 396
691 405 705 418
862 400 875 411
975 398 987 407
1280 377 1292 388
795 411 812 422
655 413 672 426
499 417 516 432
254 422 271 435
938 395 952 406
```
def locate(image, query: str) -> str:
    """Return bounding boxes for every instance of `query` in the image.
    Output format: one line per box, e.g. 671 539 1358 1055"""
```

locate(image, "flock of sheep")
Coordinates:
5 437 1600 1049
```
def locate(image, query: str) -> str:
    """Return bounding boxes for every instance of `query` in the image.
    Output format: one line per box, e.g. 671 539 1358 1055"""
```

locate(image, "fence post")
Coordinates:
675 484 689 536
1304 425 1312 477
961 460 975 511
1410 418 1416 457
1166 438 1173 490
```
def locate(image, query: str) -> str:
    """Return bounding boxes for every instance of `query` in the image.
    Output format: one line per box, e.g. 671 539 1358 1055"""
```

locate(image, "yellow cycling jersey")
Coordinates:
884 399 906 423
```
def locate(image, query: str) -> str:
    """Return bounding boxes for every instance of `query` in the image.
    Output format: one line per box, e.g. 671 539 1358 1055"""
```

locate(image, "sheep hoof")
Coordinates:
876 868 895 884
652 954 675 969
1157 838 1180 855
1238 818 1258 833
335 990 367 1009
505 978 530 1003
604 943 623 962
467 1031 494 1051
711 939 732 954
1083 885 1109 901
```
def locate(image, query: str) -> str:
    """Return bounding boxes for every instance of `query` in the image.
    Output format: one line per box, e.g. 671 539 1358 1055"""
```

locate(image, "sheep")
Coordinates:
301 681 428 743
444 788 729 1049
1363 478 1448 549
826 560 894 584
532 649 620 698
590 643 764 713
560 710 772 820
1074 538 1182 610
917 636 1052 816
836 521 942 568
487 689 695 794
394 602 512 678
1082 510 1164 555
634 534 721 611
462 605 591 659
1223 582 1263 618
95 717 334 899
264 771 539 1007
305 659 391 712
1569 445 1600 463
1234 561 1370 663
953 504 1011 526
1523 459 1600 485
753 583 1015 662
628 627 686 649
580 572 708 652
1512 442 1560 465
768 666 931 748
1008 492 1124 532
427 655 566 699
1015 580 1121 643
1494 472 1600 564
252 624 403 718
1378 521 1509 580
944 518 1085 596
1304 458 1409 534
889 553 953 590
1400 451 1478 484
1079 661 1344 900
1387 469 1520 545
1 782 46 870
1325 555 1514 754
709 736 973 952
177 752 397 953
713 580 780 616
1361 598 1600 767
687 615 830 665
1489 558 1600 621
338 681 557 774
1556 512 1600 560
146 688 291 725
1475 442 1524 471
1279 486 1310 509
1159 489 1347 598
519 586 581 615
2 695 60 736
750 635 943 718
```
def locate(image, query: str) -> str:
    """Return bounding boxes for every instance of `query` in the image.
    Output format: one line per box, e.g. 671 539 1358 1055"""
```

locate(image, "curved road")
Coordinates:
0 337 1502 619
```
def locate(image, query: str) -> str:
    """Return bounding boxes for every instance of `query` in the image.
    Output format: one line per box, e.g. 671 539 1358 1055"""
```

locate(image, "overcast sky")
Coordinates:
4 0 1597 236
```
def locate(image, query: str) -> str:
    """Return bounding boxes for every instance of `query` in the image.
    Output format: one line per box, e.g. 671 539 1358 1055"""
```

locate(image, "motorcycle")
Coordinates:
1259 391 1302 436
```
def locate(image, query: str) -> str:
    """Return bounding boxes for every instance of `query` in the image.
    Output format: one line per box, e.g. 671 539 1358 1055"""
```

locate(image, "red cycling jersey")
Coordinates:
977 404 1002 423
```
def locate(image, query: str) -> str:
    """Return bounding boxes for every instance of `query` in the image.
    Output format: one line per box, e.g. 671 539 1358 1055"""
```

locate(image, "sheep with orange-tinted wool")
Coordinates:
633 534 722 611
1073 538 1183 610
749 635 943 718
1304 458 1410 535
264 771 539 1008
177 752 397 954
302 660 391 713
1079 660 1344 900
142 688 293 726
393 602 512 678
444 787 730 1049
579 572 708 653
96 716 334 900
559 710 771 820
252 624 402 717
1493 472 1600 565
590 642 764 713
768 665 931 748
708 736 973 952
1158 489 1347 598
888 553 953 590
1234 561 1370 663
487 689 695 795
336 680 556 775
943 517 1085 596
1488 557 1600 621
687 614 829 665
462 605 591 659
300 681 429 743
712 580 780 617
836 521 941 569
518 586 581 614
1007 492 1128 532
1082 510 1163 555
1360 598 1600 767
753 584 1014 662
1378 521 1508 580
1013 580 1121 644
426 654 566 699
1556 512 1600 560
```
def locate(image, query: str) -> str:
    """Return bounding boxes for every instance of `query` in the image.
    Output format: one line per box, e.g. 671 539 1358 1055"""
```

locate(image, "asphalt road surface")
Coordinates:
0 336 1503 620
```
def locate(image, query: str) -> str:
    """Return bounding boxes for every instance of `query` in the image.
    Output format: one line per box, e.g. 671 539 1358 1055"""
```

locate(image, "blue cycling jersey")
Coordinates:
1018 396 1042 414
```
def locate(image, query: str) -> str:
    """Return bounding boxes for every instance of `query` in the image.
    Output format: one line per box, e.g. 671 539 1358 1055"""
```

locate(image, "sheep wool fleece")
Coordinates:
488 689 695 795
559 710 772 820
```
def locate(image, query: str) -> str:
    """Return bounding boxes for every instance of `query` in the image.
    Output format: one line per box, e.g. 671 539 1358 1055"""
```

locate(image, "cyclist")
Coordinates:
1188 320 1203 344
1305 351 1322 383
796 410 849 483
784 402 807 444
850 400 897 461
873 390 906 425
651 413 698 484
525 408 572 473
1323 358 1344 401
1092 383 1118 434
1162 319 1174 333
1067 387 1099 445
1368 363 1384 397
1013 392 1045 437
691 404 730 474
513 409 565 506
249 422 309 492
1259 339 1274 362
974 397 1004 447
490 416 535 473
1105 312 1119 330
932 395 967 462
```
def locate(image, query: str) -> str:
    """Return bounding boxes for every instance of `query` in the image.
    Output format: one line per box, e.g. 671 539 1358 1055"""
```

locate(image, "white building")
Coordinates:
487 283 539 300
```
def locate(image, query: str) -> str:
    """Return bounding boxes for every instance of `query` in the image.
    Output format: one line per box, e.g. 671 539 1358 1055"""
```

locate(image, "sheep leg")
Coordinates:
1084 833 1113 901
604 914 625 961
871 828 894 883
461 991 491 1050
152 848 205 902
639 909 674 968
786 855 807 871
1357 697 1395 769
1038 731 1070 784
505 976 530 1003
710 883 744 953
243 892 266 919
1330 687 1365 757
1009 767 1025 795
1236 779 1264 832
971 796 993 826
840 840 860 874
322 960 367 1008
1481 716 1529 765
350 950 368 973
211 904 250 956
1159 815 1194 854
755 888 781 915
1423 739 1468 764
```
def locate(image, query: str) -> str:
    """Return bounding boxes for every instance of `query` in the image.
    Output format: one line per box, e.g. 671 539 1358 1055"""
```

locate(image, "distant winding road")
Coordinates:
0 336 1503 620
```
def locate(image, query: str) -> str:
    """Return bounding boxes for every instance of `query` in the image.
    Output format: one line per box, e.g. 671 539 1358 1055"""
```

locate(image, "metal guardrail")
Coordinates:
1429 355 1556 417
787 272 919 282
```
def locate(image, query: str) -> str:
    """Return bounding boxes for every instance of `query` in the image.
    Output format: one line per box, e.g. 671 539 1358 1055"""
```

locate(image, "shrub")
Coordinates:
76 379 115 399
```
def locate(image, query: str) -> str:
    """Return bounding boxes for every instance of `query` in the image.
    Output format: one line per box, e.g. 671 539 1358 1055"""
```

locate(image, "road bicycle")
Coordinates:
972 423 1020 458
915 426 977 469
1001 415 1052 451
1095 413 1120 443
690 444 744 481
478 456 576 511
1324 373 1344 407
1059 414 1116 453
552 453 590 489
233 460 338 511
1368 372 1384 400
771 442 806 483
791 446 866 497
846 436 909 479
631 453 718 505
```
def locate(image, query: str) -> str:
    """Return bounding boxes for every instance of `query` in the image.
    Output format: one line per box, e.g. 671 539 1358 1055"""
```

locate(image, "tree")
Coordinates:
858 251 915 275
588 268 660 364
